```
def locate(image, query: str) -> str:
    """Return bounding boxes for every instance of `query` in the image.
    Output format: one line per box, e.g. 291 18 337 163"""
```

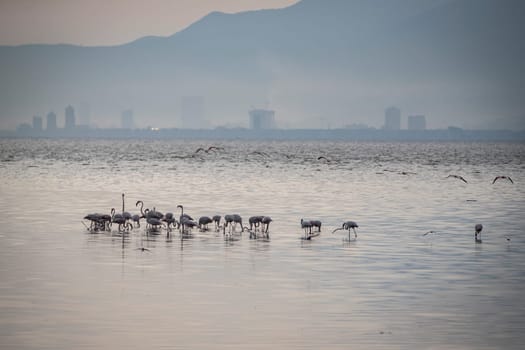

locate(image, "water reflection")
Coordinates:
0 139 524 349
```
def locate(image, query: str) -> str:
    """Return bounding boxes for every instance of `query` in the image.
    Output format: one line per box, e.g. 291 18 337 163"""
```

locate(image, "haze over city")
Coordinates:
0 0 524 131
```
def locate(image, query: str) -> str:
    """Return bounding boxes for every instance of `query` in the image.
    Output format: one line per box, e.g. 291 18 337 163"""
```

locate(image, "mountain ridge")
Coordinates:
1 0 524 130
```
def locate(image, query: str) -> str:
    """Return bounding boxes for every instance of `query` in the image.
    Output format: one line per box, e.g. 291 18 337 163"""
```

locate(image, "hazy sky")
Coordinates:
0 0 298 46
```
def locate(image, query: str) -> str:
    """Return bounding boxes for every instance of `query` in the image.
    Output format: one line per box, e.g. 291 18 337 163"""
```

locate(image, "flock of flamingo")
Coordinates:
82 169 514 244
82 194 360 241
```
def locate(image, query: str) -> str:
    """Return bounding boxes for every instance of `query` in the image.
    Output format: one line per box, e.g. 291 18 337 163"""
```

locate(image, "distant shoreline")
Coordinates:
2 128 524 142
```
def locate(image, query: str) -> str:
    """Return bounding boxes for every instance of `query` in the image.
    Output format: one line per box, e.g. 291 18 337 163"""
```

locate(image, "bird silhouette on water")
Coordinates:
332 221 359 241
475 224 483 242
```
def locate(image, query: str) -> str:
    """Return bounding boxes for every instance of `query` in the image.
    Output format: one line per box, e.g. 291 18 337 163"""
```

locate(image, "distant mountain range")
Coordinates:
1 0 524 130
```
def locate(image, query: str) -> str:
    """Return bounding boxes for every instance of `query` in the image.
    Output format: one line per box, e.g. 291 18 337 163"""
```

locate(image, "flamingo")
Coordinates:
252 216 272 239
162 212 177 232
249 216 264 231
177 205 195 234
112 211 129 232
100 213 112 231
199 216 213 231
301 219 313 237
475 223 483 242
136 200 147 218
332 221 359 241
131 214 141 228
212 215 221 231
261 216 272 234
146 216 164 233
146 207 163 220
224 214 243 235
310 220 322 232
83 213 109 232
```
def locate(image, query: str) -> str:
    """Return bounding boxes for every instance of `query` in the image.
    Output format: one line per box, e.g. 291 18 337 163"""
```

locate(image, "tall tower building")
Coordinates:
407 115 426 130
121 109 134 129
64 105 76 129
46 112 57 131
249 109 276 130
32 116 43 131
384 106 401 130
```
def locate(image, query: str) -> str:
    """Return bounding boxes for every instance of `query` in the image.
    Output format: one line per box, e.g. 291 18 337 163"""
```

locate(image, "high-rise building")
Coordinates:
249 109 276 130
121 109 134 129
46 112 57 131
32 116 43 131
407 115 426 130
181 96 205 129
65 105 76 129
384 107 401 130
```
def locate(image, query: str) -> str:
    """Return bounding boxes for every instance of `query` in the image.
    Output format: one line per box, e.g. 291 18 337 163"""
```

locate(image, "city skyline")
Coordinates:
1 0 523 131
11 103 493 133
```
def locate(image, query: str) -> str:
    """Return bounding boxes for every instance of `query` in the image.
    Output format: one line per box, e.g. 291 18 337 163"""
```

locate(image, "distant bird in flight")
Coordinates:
422 230 438 236
251 151 270 157
492 176 514 184
195 146 224 154
317 156 331 163
135 247 151 252
446 174 467 183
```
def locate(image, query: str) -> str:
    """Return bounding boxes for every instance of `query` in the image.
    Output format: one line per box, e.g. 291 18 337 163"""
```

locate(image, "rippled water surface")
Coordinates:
1 139 524 349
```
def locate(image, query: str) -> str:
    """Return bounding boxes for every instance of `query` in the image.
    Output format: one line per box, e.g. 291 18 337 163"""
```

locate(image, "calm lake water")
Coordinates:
0 139 524 349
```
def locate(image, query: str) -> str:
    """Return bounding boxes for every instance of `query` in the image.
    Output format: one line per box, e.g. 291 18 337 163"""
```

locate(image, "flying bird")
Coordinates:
492 176 513 184
250 151 270 157
423 230 438 236
446 174 468 183
195 146 224 154
135 247 151 252
207 146 224 152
